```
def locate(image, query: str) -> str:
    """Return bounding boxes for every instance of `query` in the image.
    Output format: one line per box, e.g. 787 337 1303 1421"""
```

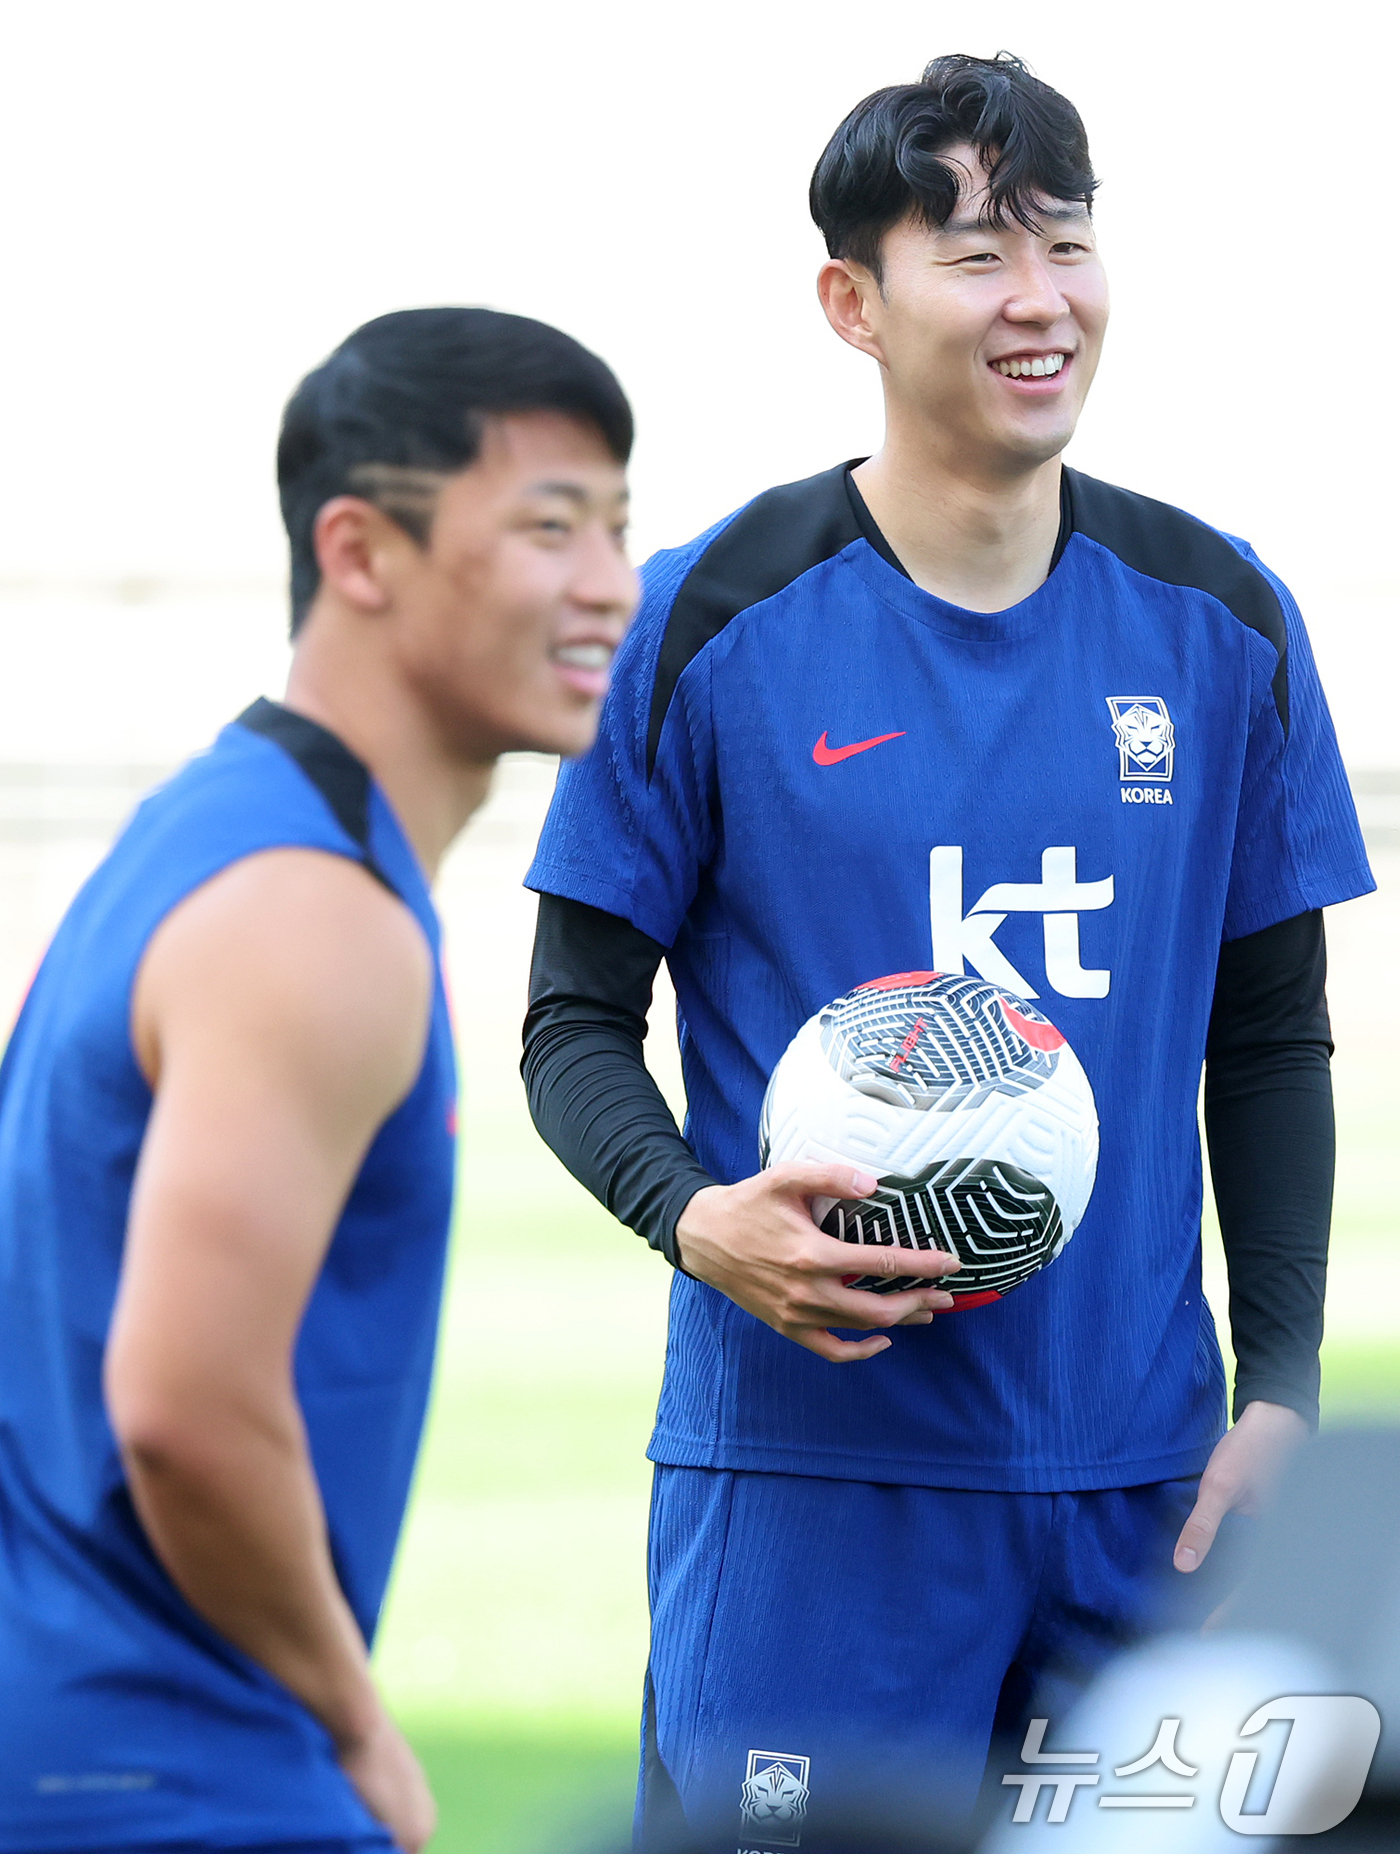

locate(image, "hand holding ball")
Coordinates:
759 972 1099 1309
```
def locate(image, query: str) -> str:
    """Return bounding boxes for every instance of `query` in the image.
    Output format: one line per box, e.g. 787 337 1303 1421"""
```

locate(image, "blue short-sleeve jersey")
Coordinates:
527 464 1373 1493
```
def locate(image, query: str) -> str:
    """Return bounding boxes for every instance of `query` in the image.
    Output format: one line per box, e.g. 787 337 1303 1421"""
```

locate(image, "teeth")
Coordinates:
554 643 611 670
994 353 1065 378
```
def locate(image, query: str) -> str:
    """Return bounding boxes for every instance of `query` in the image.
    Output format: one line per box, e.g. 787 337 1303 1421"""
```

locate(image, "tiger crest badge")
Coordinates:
1106 696 1176 781
741 1750 811 1845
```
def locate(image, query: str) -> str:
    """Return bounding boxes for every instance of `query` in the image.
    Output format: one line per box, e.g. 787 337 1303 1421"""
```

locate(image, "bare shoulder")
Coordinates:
133 849 434 1112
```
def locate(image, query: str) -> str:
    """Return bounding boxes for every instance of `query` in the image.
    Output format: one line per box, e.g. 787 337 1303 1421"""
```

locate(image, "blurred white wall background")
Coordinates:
0 0 1394 988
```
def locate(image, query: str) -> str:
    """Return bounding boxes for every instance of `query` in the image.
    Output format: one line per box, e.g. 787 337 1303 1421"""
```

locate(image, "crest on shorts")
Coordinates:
1106 696 1175 781
741 1750 811 1845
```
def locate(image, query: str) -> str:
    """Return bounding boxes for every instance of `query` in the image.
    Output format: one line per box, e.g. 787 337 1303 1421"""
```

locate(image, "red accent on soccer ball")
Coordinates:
888 1015 926 1073
998 999 1066 1051
856 971 943 992
841 1274 1003 1309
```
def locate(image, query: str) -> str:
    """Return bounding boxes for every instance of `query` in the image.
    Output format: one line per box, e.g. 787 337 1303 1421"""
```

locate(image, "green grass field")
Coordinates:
377 1160 663 1853
372 825 1397 1854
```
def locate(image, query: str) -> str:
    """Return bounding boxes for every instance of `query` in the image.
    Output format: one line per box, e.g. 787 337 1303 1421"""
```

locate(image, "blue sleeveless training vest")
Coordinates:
0 701 456 1851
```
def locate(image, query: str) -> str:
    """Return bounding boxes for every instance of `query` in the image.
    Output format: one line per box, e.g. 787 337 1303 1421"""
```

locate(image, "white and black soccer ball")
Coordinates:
759 971 1099 1308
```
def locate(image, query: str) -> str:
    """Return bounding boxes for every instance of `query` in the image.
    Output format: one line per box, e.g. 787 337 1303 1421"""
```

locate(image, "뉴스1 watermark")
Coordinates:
1001 1697 1382 1834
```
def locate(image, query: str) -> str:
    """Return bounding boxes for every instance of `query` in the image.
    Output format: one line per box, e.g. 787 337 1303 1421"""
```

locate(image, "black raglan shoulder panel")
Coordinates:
1065 468 1290 736
235 696 395 891
646 463 862 778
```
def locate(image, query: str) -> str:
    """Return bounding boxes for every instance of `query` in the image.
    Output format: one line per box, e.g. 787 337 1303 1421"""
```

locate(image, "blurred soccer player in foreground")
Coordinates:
0 308 635 1854
523 53 1374 1848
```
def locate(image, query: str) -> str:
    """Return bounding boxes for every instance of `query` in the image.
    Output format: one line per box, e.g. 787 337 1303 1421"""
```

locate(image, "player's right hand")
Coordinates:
674 1163 961 1362
339 1707 437 1852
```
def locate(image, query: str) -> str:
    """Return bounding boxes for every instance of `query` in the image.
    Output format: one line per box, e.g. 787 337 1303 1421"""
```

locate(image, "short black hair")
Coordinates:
277 306 634 634
810 52 1098 278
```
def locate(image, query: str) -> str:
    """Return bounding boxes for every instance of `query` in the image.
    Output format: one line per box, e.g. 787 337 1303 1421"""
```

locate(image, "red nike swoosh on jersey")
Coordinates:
812 730 906 766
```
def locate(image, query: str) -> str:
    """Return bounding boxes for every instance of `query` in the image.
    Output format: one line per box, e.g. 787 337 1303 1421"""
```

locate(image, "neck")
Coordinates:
853 404 1064 612
282 617 492 881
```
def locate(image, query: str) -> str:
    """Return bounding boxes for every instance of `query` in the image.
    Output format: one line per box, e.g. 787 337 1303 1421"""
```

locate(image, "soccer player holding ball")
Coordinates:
523 54 1374 1847
0 310 636 1853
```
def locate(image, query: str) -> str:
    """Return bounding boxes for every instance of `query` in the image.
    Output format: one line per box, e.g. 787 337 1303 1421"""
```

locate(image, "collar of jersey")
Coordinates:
840 530 1079 642
229 703 438 944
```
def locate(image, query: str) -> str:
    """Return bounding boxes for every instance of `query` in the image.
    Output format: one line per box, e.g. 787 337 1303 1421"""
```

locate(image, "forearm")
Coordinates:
118 1398 379 1748
1204 909 1334 1428
523 894 716 1263
1205 1054 1332 1423
523 1008 715 1262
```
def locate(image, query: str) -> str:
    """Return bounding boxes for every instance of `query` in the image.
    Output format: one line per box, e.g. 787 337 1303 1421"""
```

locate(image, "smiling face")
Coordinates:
824 144 1109 477
378 411 637 762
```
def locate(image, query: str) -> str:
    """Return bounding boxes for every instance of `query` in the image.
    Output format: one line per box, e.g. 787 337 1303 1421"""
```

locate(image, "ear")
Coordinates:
312 497 414 615
816 258 887 364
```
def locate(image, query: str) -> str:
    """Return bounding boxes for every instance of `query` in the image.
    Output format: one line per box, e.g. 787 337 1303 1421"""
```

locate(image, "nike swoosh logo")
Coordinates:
812 729 906 766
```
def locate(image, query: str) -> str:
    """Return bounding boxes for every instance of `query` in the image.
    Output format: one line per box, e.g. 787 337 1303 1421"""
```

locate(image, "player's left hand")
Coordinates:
1173 1398 1309 1572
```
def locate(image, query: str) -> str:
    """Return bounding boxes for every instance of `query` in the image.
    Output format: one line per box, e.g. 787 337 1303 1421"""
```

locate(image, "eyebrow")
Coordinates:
940 205 1092 237
528 479 629 506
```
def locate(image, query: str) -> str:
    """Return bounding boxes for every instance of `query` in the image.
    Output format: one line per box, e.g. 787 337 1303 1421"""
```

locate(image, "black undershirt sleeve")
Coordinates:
1204 908 1334 1428
525 896 1337 1424
522 894 717 1268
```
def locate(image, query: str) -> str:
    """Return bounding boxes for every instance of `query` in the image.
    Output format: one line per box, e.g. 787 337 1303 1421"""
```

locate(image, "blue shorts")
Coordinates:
638 1465 1222 1852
